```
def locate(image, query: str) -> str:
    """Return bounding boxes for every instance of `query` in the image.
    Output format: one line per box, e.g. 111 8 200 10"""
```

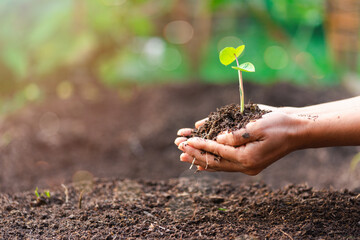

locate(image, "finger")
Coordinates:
195 118 208 129
174 137 188 146
216 120 261 146
180 150 203 167
180 153 215 172
177 128 193 137
180 144 244 172
180 152 193 162
216 129 252 146
185 138 240 163
197 165 216 172
179 143 222 170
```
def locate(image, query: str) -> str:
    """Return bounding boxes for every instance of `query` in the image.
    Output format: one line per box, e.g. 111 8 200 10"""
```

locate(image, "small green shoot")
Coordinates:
218 207 228 212
219 45 255 113
44 190 51 198
34 187 40 199
34 187 51 199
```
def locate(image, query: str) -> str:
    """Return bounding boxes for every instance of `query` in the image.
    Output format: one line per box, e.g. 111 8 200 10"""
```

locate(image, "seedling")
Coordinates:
34 187 40 199
219 45 255 113
218 208 229 212
34 187 51 199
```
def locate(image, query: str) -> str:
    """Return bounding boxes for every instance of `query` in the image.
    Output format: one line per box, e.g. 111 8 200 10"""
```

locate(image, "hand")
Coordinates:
175 109 305 175
175 118 210 171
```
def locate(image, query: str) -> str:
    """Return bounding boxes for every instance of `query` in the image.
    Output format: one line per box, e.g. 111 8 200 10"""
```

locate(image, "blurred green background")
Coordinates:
0 0 359 115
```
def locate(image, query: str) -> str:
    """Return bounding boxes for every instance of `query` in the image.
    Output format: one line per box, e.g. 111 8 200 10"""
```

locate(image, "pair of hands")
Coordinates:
175 106 303 175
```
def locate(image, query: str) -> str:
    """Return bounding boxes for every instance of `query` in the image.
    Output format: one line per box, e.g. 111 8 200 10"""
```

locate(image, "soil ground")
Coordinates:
1 178 359 239
0 81 360 238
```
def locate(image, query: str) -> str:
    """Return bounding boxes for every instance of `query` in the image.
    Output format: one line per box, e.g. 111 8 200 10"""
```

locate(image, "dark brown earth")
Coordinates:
192 103 270 140
1 81 359 193
1 81 360 238
1 178 359 239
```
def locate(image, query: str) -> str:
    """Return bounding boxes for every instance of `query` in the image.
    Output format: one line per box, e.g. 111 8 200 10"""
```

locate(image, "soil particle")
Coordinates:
0 178 359 239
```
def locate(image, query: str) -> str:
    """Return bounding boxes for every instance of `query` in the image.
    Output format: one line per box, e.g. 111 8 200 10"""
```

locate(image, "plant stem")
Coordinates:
234 54 244 113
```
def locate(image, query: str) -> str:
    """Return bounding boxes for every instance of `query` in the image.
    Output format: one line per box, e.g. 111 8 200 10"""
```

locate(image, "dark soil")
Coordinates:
1 81 359 193
192 103 270 140
1 80 360 238
1 178 359 239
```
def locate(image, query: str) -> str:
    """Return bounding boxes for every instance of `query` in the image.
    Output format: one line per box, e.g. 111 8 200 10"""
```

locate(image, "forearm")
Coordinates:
295 106 360 149
287 96 360 115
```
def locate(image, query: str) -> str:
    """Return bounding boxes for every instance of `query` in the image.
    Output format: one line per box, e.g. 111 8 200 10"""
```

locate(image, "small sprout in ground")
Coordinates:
61 184 69 203
219 45 255 113
78 190 85 209
218 208 228 212
34 187 40 199
32 187 52 207
34 187 51 199
44 190 51 198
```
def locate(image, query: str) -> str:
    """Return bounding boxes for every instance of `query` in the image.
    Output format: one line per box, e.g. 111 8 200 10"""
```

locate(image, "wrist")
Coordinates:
294 110 360 148
287 115 314 151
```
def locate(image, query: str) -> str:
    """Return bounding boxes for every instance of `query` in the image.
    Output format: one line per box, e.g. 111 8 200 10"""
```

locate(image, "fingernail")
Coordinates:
174 137 181 145
178 142 187 150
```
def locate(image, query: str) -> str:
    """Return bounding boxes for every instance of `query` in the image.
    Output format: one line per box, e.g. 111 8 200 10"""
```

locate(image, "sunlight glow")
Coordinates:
264 45 289 70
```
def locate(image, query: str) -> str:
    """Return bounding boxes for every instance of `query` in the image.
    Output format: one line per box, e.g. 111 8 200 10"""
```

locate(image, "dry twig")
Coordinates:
280 229 294 240
61 184 69 203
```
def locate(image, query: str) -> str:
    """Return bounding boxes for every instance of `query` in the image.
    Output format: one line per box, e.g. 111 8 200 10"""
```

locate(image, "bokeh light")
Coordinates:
24 83 41 101
141 37 165 68
160 47 182 71
264 45 289 70
163 20 194 44
56 81 74 100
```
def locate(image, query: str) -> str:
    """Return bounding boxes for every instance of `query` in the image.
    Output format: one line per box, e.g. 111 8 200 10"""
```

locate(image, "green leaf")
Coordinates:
219 45 245 66
44 190 51 198
232 62 255 72
34 187 40 198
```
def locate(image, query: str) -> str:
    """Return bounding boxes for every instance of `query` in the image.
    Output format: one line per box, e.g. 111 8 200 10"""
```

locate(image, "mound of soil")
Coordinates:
1 178 359 239
192 103 270 140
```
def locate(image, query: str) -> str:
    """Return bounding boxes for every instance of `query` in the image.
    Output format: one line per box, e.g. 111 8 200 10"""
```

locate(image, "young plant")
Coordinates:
219 45 255 113
34 187 51 199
